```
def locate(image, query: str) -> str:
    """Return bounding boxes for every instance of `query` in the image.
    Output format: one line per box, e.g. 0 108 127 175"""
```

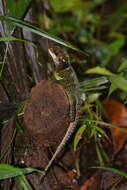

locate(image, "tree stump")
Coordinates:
14 80 76 189
23 79 70 146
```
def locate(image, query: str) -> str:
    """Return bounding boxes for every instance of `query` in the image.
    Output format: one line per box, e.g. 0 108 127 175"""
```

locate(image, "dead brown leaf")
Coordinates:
102 99 127 154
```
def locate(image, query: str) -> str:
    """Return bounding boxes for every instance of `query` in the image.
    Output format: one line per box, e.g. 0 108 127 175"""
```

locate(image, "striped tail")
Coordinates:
40 121 77 182
40 99 81 182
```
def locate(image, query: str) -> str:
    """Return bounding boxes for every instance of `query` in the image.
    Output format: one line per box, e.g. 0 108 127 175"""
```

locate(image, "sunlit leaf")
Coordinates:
109 75 127 93
86 66 115 76
108 74 127 95
0 36 35 47
88 93 101 103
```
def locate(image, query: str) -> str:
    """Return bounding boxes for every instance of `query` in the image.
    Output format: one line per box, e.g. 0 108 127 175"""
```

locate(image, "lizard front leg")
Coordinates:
57 78 76 122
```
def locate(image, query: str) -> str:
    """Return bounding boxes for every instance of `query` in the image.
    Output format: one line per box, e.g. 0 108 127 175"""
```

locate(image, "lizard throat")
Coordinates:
54 72 63 80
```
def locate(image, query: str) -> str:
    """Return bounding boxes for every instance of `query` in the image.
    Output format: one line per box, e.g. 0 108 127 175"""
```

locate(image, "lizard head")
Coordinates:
48 46 69 72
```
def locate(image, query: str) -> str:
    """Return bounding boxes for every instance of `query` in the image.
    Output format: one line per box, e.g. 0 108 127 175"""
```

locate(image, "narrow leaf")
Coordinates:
118 58 127 72
109 75 127 93
108 82 117 96
6 0 31 34
95 143 104 167
86 66 115 76
74 125 86 151
92 166 127 178
80 76 109 89
15 174 33 190
94 126 109 140
0 36 36 47
0 164 38 180
0 16 89 56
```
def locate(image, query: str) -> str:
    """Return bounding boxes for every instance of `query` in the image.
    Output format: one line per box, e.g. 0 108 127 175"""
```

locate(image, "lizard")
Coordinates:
40 46 81 181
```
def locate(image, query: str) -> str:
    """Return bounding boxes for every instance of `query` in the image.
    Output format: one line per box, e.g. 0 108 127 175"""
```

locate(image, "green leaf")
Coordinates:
6 0 32 34
108 82 117 96
0 36 19 42
92 166 127 178
80 77 108 89
15 121 24 133
0 164 38 180
100 147 110 163
74 125 86 151
0 36 35 47
109 39 124 55
16 100 27 116
97 141 110 163
0 16 89 56
118 58 127 72
6 0 31 18
83 119 127 133
51 0 82 12
0 36 37 79
15 174 33 190
89 126 96 139
86 66 115 76
94 126 109 140
95 143 104 167
109 75 127 93
88 93 101 103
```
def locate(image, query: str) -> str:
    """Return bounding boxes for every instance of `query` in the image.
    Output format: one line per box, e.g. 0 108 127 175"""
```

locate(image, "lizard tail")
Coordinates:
40 121 76 182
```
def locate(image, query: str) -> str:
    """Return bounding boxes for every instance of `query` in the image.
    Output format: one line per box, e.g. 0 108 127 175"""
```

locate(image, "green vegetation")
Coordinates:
1 0 127 189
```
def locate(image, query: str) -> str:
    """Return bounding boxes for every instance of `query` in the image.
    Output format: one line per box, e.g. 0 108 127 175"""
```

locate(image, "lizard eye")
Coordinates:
62 58 66 62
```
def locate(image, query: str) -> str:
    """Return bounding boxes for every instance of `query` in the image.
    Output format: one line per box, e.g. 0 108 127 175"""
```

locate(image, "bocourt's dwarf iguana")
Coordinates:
40 46 81 181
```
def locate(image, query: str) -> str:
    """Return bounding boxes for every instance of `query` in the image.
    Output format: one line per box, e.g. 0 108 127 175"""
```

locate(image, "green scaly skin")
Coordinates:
40 46 81 181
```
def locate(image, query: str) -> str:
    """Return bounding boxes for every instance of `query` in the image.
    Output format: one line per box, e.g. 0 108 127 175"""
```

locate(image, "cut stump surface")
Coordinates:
23 79 70 146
